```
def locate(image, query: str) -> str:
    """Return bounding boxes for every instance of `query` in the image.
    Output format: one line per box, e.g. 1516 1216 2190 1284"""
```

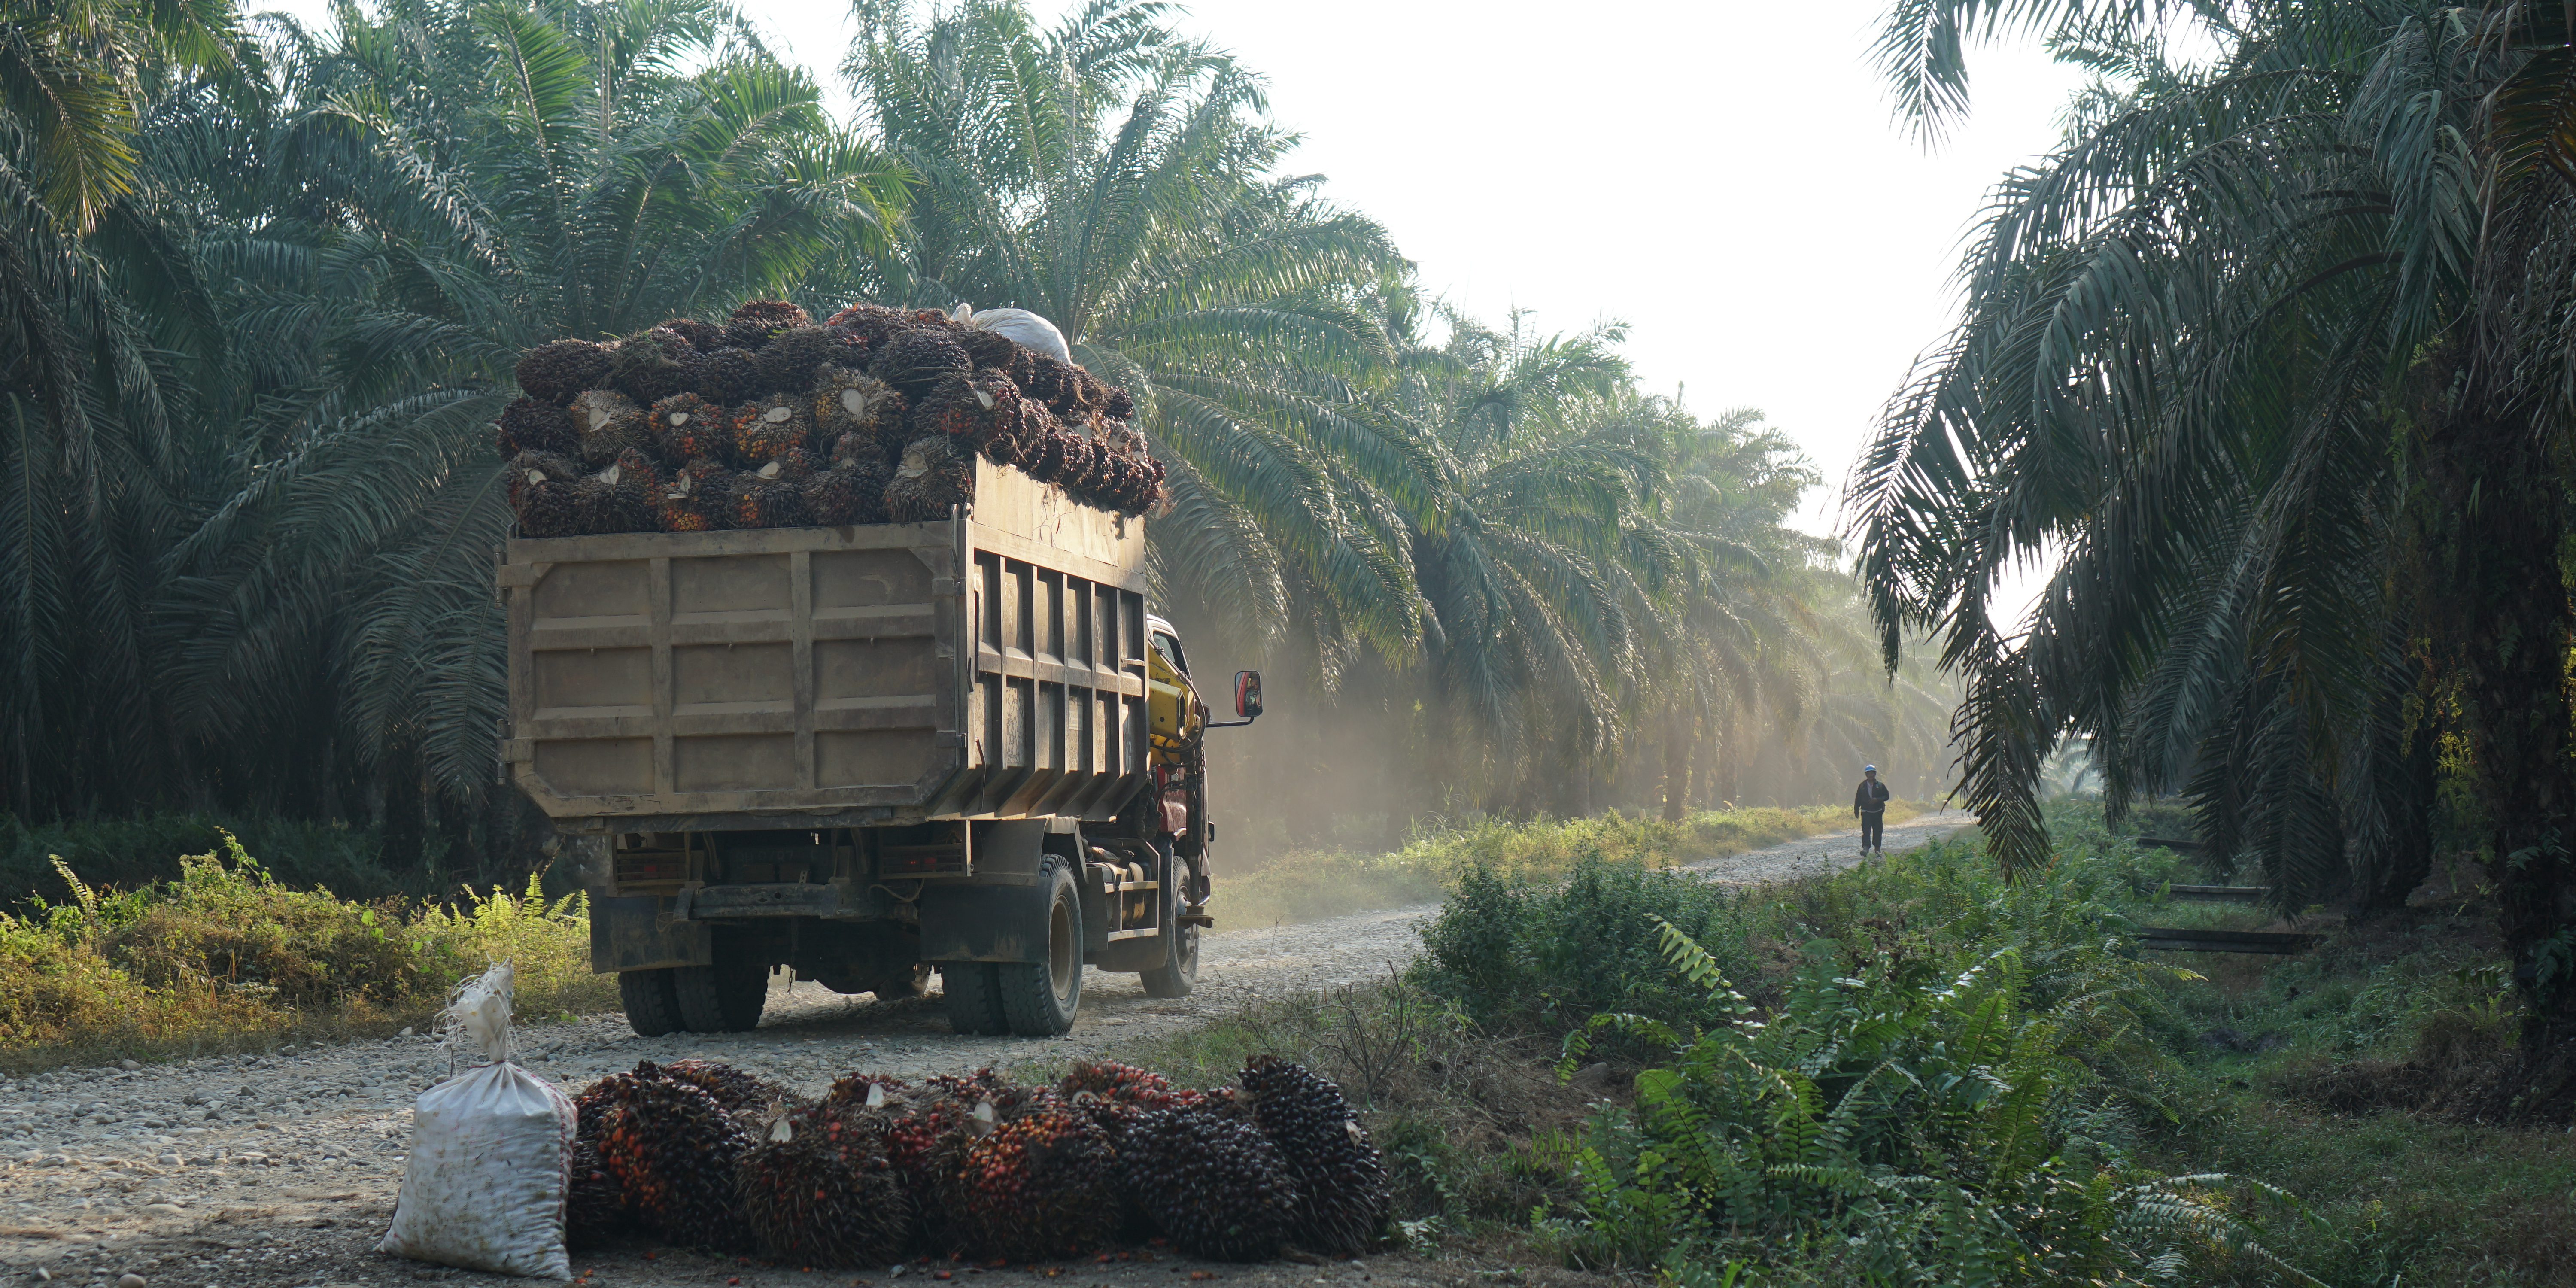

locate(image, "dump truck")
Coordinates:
498 457 1261 1037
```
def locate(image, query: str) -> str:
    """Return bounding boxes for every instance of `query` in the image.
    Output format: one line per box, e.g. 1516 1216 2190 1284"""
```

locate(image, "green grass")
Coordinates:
0 833 608 1074
1214 799 1928 930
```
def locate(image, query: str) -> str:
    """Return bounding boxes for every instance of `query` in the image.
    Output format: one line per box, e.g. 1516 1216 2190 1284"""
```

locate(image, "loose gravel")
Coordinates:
0 815 1957 1287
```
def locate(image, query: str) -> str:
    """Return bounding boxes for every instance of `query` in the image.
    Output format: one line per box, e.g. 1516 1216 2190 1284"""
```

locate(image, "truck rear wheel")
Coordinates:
997 865 1083 1036
942 963 1009 1035
674 953 767 1033
1139 848 1198 999
619 968 685 1037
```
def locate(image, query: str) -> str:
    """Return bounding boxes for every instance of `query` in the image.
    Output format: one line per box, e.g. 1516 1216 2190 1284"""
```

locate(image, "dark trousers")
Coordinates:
1859 812 1884 850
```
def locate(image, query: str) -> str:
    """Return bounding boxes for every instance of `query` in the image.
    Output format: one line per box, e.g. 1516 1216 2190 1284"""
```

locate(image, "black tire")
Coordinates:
943 962 1009 1035
998 863 1083 1036
674 953 768 1033
1140 847 1199 999
618 968 684 1037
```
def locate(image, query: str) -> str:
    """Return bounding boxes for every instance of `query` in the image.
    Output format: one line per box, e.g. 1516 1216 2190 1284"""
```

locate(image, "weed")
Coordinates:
0 832 606 1072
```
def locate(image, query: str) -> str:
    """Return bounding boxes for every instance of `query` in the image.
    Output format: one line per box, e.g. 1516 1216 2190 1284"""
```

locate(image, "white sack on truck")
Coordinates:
377 963 577 1279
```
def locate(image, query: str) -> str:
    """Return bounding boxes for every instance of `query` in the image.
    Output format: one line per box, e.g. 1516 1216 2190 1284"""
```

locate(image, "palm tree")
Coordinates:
837 0 1433 659
1853 0 2576 1085
0 0 256 816
7 0 908 862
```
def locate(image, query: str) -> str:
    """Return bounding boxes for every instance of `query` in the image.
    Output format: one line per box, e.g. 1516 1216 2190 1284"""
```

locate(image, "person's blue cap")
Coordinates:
1864 765 1877 772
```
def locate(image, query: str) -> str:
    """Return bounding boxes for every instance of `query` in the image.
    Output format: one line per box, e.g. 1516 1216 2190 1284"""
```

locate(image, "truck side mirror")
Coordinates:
1234 671 1263 720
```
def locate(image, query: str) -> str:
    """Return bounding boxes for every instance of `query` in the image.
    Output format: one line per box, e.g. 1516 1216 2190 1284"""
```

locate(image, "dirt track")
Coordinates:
0 814 1957 1288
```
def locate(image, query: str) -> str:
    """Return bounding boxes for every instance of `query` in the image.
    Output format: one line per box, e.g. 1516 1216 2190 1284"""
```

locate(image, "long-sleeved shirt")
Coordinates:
1854 779 1890 816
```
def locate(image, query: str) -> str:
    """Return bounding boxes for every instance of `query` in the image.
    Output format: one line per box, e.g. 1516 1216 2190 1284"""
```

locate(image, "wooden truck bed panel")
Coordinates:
503 460 1151 831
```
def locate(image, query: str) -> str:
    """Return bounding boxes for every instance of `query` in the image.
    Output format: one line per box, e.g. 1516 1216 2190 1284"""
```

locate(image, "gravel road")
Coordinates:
0 814 1957 1288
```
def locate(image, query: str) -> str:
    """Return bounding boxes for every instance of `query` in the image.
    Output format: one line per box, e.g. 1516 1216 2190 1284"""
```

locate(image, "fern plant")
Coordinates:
1547 911 2313 1285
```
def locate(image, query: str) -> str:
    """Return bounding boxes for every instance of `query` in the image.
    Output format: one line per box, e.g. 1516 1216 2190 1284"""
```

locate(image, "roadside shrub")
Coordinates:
1542 918 2291 1285
1410 849 1757 1033
0 833 605 1070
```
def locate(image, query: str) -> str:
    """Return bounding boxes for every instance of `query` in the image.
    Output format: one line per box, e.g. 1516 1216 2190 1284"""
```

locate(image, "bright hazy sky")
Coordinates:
264 0 2086 568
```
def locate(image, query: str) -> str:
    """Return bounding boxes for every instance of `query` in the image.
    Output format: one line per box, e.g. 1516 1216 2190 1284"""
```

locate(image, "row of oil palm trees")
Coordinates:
1852 0 2576 1091
2 0 1947 874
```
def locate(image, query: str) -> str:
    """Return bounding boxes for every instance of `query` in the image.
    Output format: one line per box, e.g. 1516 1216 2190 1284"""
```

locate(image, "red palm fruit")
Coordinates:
652 392 737 465
734 394 815 465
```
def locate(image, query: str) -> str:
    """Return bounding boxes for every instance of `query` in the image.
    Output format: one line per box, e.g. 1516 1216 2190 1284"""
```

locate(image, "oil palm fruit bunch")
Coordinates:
576 449 662 535
515 338 614 405
756 325 839 396
735 394 815 465
1050 365 1108 421
566 1136 624 1246
826 1072 909 1108
1019 351 1071 409
1103 387 1134 421
670 456 739 530
958 328 1034 387
699 347 764 404
1119 1104 1299 1261
726 299 811 349
660 1060 787 1116
510 452 583 538
885 434 978 523
648 317 720 352
651 393 736 465
1238 1056 1388 1256
814 366 907 461
496 397 580 459
734 459 815 528
941 1103 1120 1260
913 368 1024 447
1058 433 1106 494
737 1101 910 1267
869 327 972 397
608 325 702 405
808 461 890 526
824 301 911 349
593 1066 755 1252
1060 1062 1189 1110
1024 428 1071 485
570 389 639 436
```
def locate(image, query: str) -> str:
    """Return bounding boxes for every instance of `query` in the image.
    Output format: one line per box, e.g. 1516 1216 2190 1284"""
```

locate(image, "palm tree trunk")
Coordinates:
2423 410 2576 1088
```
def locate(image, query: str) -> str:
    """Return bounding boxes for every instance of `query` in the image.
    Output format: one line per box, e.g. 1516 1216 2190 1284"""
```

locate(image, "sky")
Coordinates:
762 0 2089 543
263 0 2087 605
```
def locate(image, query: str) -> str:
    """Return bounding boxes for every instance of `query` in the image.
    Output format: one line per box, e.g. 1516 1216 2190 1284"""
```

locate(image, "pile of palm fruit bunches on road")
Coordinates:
498 299 1165 536
569 1056 1391 1268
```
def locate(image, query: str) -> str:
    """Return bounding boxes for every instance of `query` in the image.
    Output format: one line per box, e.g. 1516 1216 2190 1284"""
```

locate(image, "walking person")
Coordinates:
1853 765 1890 856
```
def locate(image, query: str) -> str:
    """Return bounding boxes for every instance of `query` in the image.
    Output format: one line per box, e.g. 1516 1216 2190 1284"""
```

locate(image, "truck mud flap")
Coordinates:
917 854 1060 964
590 895 713 972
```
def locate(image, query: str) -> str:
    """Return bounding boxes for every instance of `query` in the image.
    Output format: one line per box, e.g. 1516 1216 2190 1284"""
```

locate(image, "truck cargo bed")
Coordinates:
500 459 1152 832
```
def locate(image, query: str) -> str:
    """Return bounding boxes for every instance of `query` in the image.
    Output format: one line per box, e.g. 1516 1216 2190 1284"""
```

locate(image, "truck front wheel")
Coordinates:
619 968 685 1037
1139 847 1199 999
997 865 1084 1036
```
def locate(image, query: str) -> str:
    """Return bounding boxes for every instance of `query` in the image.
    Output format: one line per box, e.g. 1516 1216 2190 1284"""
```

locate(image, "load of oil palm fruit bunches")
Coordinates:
567 1056 1389 1266
496 299 1165 538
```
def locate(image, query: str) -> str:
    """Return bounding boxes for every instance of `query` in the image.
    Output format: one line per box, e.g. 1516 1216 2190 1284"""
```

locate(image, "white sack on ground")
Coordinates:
376 963 577 1279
